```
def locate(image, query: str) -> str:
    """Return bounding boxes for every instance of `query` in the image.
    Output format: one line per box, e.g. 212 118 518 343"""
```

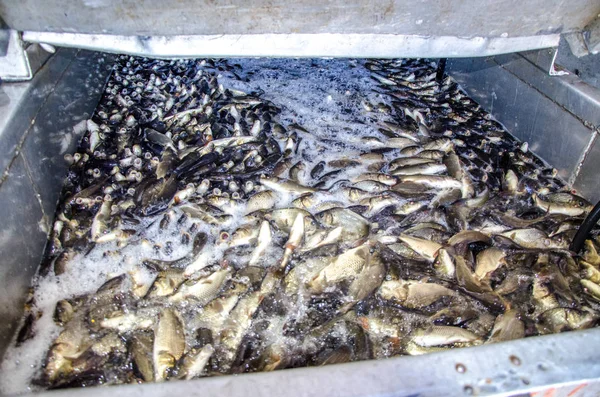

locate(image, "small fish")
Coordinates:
352 180 390 193
503 170 519 194
229 224 260 247
309 244 370 293
246 190 277 213
474 248 506 280
259 176 317 195
266 208 317 234
290 161 307 183
388 157 435 171
280 213 305 269
499 229 567 250
391 163 447 176
180 345 214 380
399 175 462 190
169 268 231 304
411 326 481 347
433 248 455 279
378 279 455 308
398 234 442 262
302 227 344 252
131 332 154 382
581 279 600 302
488 310 524 343
353 173 397 186
249 221 273 266
315 208 370 242
538 308 596 333
153 309 185 381
533 194 590 217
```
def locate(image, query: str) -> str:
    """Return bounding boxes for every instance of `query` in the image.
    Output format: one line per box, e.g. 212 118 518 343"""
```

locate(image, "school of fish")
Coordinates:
5 56 600 390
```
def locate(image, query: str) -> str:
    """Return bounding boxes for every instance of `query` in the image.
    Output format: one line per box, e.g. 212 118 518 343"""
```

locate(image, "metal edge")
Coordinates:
0 30 31 80
22 32 561 58
22 328 600 397
499 50 600 128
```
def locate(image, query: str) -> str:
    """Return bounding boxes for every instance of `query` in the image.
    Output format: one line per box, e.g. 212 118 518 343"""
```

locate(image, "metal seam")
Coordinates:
20 151 49 231
571 127 600 186
493 57 596 132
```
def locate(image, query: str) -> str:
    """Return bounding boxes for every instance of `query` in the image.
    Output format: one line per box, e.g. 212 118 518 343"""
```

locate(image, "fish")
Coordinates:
399 175 462 190
179 344 214 380
280 213 305 269
228 224 260 247
308 244 371 293
353 173 397 186
153 309 185 381
265 208 317 234
398 234 442 262
131 332 155 382
499 229 568 250
411 326 481 347
248 221 273 266
218 291 264 370
538 308 596 333
488 310 524 343
315 208 370 243
341 248 385 312
391 163 447 176
433 248 455 279
284 256 331 295
246 190 278 213
169 268 231 304
533 193 590 216
378 279 456 308
100 312 154 333
352 180 390 193
474 248 506 280
146 269 186 298
260 176 316 195
302 226 344 252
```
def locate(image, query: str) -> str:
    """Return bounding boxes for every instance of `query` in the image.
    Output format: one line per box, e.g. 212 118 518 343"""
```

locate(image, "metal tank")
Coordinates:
0 1 600 396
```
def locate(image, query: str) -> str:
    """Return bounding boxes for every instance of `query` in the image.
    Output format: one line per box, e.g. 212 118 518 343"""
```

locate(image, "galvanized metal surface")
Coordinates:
0 30 31 80
556 38 600 89
2 0 599 38
13 328 599 397
0 30 54 81
507 49 600 127
0 29 8 57
0 154 48 364
21 32 562 59
447 52 600 202
584 15 600 54
0 48 113 359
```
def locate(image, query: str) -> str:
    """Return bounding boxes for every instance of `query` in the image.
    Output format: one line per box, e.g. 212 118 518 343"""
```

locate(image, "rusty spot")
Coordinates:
567 384 587 397
455 363 466 373
542 388 556 397
509 355 522 366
